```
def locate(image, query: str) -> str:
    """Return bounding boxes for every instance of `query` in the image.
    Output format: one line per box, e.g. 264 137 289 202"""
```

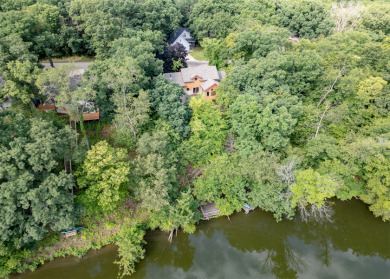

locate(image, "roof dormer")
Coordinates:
192 75 202 81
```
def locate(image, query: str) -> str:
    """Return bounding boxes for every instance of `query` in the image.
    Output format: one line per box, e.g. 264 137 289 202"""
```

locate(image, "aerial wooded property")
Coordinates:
0 0 389 278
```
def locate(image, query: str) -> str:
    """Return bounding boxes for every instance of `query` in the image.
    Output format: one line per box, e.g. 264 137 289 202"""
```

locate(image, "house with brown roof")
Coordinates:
163 65 226 100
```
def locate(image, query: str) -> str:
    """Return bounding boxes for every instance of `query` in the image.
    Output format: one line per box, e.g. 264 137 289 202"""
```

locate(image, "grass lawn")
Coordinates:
190 47 207 61
40 56 95 63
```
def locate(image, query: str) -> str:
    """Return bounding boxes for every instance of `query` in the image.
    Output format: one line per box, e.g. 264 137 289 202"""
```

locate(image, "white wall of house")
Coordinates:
173 30 191 51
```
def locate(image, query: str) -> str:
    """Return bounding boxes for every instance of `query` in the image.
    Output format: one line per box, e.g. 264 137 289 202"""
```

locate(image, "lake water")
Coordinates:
13 199 390 279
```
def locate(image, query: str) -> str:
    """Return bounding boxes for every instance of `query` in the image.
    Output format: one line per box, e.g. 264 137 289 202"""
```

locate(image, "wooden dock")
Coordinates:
59 227 84 238
243 204 255 214
61 230 77 237
200 202 220 218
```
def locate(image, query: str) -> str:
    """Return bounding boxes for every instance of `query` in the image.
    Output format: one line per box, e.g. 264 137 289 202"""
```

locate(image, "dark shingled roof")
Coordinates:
168 27 192 44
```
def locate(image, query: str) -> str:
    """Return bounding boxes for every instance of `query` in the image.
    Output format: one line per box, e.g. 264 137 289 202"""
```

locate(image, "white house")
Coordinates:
168 27 195 52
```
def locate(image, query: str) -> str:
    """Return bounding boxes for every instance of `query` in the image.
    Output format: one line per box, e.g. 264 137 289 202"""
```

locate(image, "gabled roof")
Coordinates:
168 27 193 44
201 79 219 91
162 72 185 86
181 65 220 83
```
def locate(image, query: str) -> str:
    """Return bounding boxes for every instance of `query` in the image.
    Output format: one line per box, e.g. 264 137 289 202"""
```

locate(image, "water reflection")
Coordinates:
12 199 390 279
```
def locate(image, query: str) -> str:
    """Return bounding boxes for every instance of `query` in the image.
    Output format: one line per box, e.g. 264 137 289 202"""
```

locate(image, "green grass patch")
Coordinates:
40 56 95 63
190 47 207 61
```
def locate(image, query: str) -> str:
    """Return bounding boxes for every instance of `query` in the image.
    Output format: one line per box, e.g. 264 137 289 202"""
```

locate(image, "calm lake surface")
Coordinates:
13 199 390 279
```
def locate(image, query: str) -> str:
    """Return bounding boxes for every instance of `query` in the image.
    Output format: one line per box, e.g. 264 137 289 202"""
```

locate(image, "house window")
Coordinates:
186 88 189 91
193 87 199 94
207 92 210 96
194 77 198 81
183 33 186 37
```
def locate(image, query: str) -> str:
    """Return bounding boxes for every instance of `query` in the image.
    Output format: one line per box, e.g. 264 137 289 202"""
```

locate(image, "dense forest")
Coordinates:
0 0 389 277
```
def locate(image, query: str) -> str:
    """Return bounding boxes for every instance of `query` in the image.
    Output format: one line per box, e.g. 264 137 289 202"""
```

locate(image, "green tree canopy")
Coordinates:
109 36 163 77
244 152 296 221
193 153 248 216
131 121 181 212
230 91 302 153
69 0 180 55
182 96 228 167
227 51 322 96
149 190 200 240
76 141 130 214
360 3 390 36
291 168 340 222
149 76 191 137
227 25 290 60
0 112 81 249
276 0 334 39
1 60 40 104
339 136 390 221
115 223 146 278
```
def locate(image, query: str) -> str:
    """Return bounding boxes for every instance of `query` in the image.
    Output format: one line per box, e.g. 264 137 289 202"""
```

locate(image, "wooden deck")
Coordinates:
38 104 100 121
200 202 221 218
82 110 100 121
38 104 56 111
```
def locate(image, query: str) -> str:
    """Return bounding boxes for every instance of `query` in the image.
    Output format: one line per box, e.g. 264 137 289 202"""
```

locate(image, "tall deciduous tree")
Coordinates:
150 76 191 137
101 57 146 96
158 43 188 73
109 36 163 77
360 3 390 35
26 3 61 66
276 0 334 39
242 151 296 221
189 0 243 40
149 190 200 241
226 25 290 60
193 153 247 216
132 121 180 212
76 141 130 214
183 96 228 167
290 168 340 222
115 223 146 278
340 136 390 221
1 60 40 104
230 91 302 153
0 34 36 72
112 90 150 144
